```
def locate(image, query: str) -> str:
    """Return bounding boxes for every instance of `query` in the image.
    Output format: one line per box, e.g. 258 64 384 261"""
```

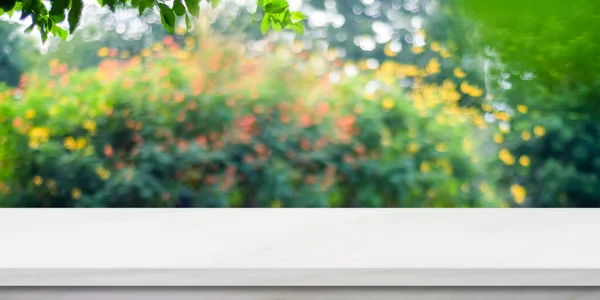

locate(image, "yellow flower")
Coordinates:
517 105 528 114
438 158 453 175
460 81 483 97
408 142 420 154
494 111 510 122
33 176 43 186
29 127 50 142
152 42 163 51
482 103 493 112
382 98 395 110
426 58 440 74
28 140 40 149
435 142 447 152
480 182 491 193
140 48 151 57
427 189 437 198
498 148 515 165
184 36 196 47
59 97 69 106
119 50 130 59
25 109 36 119
402 65 419 77
48 58 60 69
420 161 431 173
49 106 58 116
454 67 466 78
46 179 56 189
71 188 82 200
462 138 473 153
442 79 456 90
83 146 95 156
493 133 504 144
519 155 530 167
175 26 186 35
510 184 526 205
430 42 441 52
76 137 87 150
384 43 398 57
534 125 546 137
95 166 111 181
411 46 424 54
440 48 452 58
521 131 531 141
64 136 77 151
461 183 469 193
84 120 96 134
97 47 109 57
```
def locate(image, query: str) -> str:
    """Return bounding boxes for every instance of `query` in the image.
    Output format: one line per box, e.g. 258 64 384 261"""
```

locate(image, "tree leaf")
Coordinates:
290 22 304 35
185 13 192 30
158 3 176 34
24 23 35 33
184 0 199 17
68 0 83 34
211 0 221 9
53 26 68 40
264 0 288 14
173 0 186 16
272 19 282 31
260 14 270 34
138 0 154 15
291 11 306 21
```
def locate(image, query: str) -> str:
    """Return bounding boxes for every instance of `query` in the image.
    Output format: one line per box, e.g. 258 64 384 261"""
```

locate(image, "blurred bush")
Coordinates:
487 78 600 207
0 31 492 208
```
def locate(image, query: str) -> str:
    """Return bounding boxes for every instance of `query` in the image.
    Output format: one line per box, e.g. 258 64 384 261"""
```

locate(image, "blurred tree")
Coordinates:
0 20 34 86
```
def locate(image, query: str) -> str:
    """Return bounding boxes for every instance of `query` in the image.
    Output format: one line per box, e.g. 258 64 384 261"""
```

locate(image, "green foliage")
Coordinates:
0 35 488 207
446 0 600 207
1 0 305 42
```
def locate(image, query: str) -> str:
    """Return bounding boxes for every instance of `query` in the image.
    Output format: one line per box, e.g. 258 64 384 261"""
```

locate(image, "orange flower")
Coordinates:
196 135 207 147
163 36 175 46
103 145 114 158
12 117 22 128
177 140 189 152
300 139 311 150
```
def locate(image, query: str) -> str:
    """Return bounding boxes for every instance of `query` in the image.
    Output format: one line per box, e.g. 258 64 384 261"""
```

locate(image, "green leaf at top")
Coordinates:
68 0 84 34
272 19 282 31
24 23 35 33
158 3 176 34
53 26 68 40
291 11 306 21
260 14 270 34
211 0 221 9
173 0 186 16
138 0 154 15
290 22 304 35
264 0 288 14
184 0 200 17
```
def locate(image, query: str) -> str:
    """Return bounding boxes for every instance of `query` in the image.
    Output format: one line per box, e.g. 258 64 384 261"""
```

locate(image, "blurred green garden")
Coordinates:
0 0 598 207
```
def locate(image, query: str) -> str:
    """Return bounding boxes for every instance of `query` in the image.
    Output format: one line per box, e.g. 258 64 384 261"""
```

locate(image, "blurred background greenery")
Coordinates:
0 0 598 207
